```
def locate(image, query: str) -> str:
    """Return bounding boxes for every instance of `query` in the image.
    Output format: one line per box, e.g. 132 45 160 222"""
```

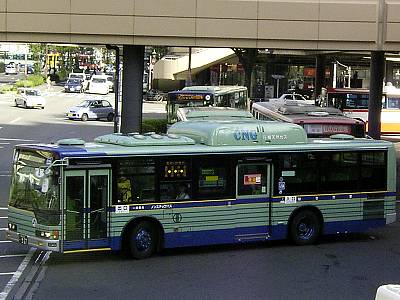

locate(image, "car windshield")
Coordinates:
68 79 81 84
26 90 40 96
70 74 84 80
92 78 106 83
9 150 60 226
76 100 92 107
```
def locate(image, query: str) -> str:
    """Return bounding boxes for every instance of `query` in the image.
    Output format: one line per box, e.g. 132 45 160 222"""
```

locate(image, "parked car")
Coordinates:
66 99 114 121
64 78 84 93
14 88 46 109
268 93 315 105
5 64 18 75
87 75 109 95
68 73 89 90
106 75 114 92
18 64 34 74
145 89 165 101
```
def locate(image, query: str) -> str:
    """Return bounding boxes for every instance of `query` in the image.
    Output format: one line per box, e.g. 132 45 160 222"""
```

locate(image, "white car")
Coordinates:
14 88 46 109
5 64 18 75
87 75 109 95
268 93 315 105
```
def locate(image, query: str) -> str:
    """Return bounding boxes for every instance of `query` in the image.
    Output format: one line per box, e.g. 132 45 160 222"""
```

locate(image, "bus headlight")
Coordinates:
8 223 17 231
36 230 59 240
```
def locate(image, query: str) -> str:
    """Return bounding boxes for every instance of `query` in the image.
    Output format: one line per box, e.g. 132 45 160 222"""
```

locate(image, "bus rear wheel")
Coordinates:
129 221 157 259
289 210 321 246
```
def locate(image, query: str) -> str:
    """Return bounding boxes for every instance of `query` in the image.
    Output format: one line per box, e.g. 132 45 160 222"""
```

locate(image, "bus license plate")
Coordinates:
18 234 28 245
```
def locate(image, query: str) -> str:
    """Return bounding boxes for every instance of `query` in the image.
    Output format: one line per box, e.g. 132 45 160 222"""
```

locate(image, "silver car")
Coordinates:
66 99 114 121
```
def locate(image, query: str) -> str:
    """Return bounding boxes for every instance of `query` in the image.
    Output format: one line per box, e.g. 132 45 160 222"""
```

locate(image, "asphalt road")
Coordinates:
0 89 399 300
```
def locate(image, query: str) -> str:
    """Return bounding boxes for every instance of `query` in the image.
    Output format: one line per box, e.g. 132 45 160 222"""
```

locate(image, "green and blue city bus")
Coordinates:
167 85 248 124
6 120 396 258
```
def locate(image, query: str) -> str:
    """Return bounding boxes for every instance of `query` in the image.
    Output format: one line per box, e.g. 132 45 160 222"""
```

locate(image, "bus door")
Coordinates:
235 162 271 242
63 169 110 251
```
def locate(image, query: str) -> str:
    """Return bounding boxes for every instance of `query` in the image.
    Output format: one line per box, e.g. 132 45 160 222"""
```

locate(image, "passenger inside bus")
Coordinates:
117 176 132 203
176 183 190 200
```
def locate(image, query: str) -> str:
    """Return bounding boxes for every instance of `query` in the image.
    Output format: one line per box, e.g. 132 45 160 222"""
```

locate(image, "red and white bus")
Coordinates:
251 100 365 138
327 87 400 134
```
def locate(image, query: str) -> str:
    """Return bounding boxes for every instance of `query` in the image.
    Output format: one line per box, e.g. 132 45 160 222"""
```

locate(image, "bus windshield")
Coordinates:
9 150 60 225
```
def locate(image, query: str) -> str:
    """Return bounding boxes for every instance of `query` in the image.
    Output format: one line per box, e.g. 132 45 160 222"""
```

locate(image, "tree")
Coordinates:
232 48 258 96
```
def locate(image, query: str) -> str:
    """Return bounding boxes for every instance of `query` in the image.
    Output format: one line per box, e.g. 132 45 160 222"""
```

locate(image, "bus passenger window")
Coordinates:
160 182 191 201
116 158 156 204
159 159 191 201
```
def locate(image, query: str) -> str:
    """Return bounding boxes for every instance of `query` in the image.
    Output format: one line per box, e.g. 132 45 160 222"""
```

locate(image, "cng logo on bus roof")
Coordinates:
233 130 257 141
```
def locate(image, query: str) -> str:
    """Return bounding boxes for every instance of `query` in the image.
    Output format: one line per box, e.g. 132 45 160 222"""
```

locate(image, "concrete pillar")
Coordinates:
315 54 326 99
368 51 385 139
120 45 144 134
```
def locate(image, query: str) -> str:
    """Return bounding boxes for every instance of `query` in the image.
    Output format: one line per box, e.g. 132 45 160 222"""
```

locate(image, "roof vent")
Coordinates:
330 134 355 140
307 111 329 117
167 133 180 139
57 138 85 146
151 134 163 139
132 134 146 140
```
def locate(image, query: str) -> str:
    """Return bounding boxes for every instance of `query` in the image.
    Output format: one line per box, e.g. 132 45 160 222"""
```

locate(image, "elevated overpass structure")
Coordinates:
1 0 396 137
0 0 399 51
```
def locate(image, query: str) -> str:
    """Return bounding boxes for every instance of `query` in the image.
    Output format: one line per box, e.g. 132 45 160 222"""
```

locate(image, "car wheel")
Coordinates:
23 101 27 108
14 100 18 107
129 221 157 259
107 113 114 122
41 107 45 110
81 114 88 122
289 210 321 246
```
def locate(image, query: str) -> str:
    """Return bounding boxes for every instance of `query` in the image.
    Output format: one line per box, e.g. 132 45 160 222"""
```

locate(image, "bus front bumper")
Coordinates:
6 230 60 252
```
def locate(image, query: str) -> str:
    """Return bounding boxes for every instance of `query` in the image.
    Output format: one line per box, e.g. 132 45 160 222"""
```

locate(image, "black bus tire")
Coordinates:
289 210 321 246
129 221 157 259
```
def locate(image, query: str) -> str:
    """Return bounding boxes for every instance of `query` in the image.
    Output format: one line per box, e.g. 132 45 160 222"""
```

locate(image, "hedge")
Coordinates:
141 119 168 133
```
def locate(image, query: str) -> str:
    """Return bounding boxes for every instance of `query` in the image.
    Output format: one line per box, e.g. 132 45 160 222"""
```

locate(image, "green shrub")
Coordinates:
142 119 168 134
15 80 34 88
27 75 44 86
0 84 15 93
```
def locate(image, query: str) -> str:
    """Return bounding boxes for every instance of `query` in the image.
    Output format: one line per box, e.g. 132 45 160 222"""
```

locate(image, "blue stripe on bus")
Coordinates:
163 219 385 248
63 239 111 251
108 191 393 212
103 218 386 251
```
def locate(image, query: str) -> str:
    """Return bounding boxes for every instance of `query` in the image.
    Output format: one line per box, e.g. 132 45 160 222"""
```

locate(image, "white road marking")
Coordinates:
0 254 27 259
0 138 34 142
0 208 8 210
0 241 11 244
0 273 14 276
0 216 7 219
0 228 8 231
0 248 35 300
9 117 21 124
0 175 11 177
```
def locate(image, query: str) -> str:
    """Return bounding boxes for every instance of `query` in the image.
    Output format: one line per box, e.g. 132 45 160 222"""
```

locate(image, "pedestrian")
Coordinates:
46 75 51 91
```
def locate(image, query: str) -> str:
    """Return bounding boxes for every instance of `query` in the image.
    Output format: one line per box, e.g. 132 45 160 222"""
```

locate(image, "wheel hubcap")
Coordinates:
297 218 314 240
136 229 152 251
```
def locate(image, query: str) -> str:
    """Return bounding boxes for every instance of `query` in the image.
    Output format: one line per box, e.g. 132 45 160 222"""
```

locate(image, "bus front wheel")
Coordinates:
129 221 157 259
289 210 321 246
